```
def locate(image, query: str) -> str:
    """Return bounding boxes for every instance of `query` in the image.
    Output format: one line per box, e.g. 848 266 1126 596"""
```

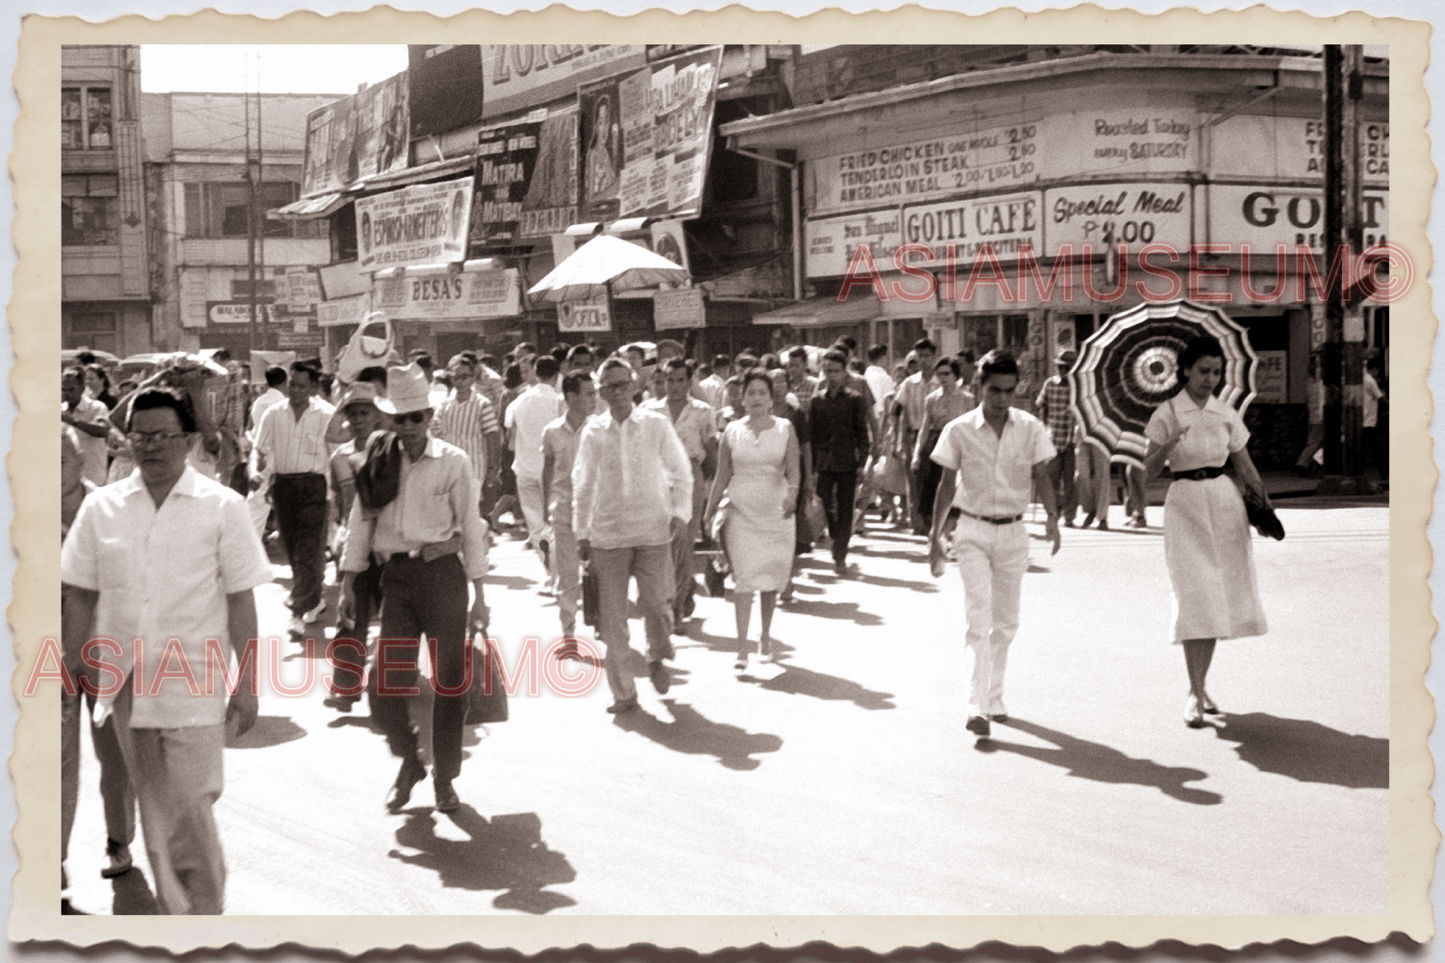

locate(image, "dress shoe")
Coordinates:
1098 519 1109 531
965 715 991 737
648 660 671 695
606 696 639 714
323 695 358 713
387 758 426 811
434 779 460 814
287 615 305 638
1184 694 1207 728
100 839 132 879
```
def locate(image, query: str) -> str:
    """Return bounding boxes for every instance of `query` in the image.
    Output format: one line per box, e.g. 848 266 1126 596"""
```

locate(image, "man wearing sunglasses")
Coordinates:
339 363 490 814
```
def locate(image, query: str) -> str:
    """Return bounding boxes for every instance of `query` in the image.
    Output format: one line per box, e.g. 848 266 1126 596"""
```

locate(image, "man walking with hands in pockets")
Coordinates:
929 350 1060 739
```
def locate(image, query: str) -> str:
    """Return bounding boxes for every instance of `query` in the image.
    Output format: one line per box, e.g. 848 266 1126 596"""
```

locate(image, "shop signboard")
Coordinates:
1211 116 1389 185
897 191 1044 267
557 291 611 333
578 46 723 221
317 294 369 328
1254 350 1288 404
1208 184 1390 254
372 268 521 321
482 45 647 120
1042 183 1191 253
804 210 903 278
208 301 274 325
278 331 325 350
408 45 486 139
472 108 579 244
356 177 474 271
301 70 410 197
653 288 705 330
277 266 323 311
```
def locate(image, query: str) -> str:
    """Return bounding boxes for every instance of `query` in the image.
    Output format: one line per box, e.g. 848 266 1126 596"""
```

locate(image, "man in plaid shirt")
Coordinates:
1033 348 1079 527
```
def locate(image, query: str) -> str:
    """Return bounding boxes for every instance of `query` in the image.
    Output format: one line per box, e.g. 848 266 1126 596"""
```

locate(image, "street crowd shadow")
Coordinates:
1213 712 1388 789
110 865 160 915
772 596 883 627
226 714 307 750
391 807 576 914
613 700 783 771
487 574 538 593
755 664 895 711
983 718 1222 805
850 571 938 592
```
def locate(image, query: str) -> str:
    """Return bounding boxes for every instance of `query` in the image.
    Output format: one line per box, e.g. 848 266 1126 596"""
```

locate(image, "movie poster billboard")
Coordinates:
301 70 410 197
472 108 579 245
578 45 723 222
355 177 473 271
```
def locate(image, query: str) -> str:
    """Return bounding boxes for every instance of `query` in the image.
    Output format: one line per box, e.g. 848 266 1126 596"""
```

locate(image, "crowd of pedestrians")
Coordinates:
59 331 1294 915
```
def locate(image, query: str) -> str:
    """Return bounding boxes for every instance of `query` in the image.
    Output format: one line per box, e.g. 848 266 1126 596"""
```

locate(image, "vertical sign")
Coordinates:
473 108 579 244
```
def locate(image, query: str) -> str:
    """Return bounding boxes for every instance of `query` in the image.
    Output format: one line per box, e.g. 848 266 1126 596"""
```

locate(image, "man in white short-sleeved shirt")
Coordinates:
930 350 1060 738
62 387 271 914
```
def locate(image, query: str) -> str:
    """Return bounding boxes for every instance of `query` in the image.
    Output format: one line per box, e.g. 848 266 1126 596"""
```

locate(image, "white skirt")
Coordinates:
1162 475 1267 642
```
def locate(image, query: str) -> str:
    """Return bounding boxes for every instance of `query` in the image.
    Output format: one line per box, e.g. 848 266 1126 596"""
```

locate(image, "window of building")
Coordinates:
61 174 119 246
184 181 326 240
68 312 118 354
62 87 113 150
707 99 763 205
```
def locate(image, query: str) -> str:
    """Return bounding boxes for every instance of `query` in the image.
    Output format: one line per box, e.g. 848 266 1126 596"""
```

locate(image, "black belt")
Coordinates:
275 472 324 480
959 509 1024 525
1170 466 1226 482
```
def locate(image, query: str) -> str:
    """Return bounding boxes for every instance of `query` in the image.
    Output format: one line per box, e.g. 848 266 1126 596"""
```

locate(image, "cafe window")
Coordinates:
184 181 324 239
963 313 1031 357
61 174 119 246
62 87 113 150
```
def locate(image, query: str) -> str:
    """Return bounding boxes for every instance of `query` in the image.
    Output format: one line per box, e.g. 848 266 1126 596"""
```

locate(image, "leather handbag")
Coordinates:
1240 484 1286 541
466 637 509 725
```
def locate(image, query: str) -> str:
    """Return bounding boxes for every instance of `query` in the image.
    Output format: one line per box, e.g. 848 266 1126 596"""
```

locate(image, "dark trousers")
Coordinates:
370 554 470 783
1364 426 1388 480
272 473 328 616
816 469 859 564
1046 448 1078 522
331 557 384 699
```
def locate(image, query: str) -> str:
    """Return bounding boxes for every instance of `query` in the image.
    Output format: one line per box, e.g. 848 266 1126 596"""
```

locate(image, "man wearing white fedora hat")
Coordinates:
339 363 491 814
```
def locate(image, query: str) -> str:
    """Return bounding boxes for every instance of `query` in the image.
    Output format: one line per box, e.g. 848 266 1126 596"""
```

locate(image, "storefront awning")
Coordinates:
271 192 353 221
361 155 476 192
751 292 885 327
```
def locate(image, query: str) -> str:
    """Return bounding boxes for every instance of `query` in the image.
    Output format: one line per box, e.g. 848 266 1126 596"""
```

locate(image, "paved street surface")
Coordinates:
64 485 1390 917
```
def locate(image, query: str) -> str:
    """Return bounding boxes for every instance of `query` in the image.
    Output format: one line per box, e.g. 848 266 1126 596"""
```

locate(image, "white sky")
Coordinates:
140 45 411 95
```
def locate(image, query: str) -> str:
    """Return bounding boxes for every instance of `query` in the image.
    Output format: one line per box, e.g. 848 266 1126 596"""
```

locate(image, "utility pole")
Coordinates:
245 76 258 358
1320 44 1373 494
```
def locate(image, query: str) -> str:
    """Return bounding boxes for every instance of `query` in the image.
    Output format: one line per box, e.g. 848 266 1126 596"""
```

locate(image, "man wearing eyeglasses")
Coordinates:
62 387 271 914
572 357 693 713
339 363 490 814
250 359 335 639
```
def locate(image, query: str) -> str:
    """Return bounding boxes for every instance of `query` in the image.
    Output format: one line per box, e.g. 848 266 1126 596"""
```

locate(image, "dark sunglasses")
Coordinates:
392 411 429 425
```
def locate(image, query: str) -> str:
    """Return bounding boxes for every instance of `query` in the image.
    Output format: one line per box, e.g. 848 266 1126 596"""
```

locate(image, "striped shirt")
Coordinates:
1033 376 1074 451
254 396 335 475
434 389 500 481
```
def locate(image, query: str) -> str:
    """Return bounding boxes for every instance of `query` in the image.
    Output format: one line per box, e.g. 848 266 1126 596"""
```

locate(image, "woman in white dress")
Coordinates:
1144 336 1271 727
704 371 801 669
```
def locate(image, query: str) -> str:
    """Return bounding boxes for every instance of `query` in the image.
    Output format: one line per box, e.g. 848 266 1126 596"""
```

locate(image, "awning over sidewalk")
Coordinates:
271 192 353 221
751 292 885 327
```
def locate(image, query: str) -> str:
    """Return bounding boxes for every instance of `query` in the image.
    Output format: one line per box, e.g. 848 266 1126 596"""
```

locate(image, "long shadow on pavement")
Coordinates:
226 714 307 750
391 806 576 914
111 866 160 915
752 663 896 711
613 700 783 771
1211 712 1388 789
982 718 1222 805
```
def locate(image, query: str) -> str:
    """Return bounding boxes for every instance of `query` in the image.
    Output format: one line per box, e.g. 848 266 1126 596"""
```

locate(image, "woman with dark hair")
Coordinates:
1143 335 1270 727
704 370 800 669
84 363 118 410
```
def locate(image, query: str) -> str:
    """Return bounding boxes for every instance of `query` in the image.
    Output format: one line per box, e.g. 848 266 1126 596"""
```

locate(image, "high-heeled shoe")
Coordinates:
1200 692 1221 715
1184 694 1207 728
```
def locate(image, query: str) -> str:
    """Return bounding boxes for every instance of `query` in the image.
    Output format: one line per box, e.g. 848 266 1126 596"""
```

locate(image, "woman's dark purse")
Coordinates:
1240 484 1286 541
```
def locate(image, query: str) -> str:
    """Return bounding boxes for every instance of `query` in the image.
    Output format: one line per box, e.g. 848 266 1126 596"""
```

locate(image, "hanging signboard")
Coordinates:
1042 183 1191 252
277 266 323 311
578 45 723 222
804 210 904 278
372 268 522 321
472 108 579 244
557 291 612 333
653 288 706 330
482 45 647 120
1254 350 1288 404
301 70 410 197
317 294 370 328
356 177 474 271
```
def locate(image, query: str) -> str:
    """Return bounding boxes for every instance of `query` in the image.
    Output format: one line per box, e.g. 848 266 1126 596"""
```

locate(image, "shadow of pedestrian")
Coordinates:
225 715 307 750
771 597 883 626
390 807 576 914
1212 713 1388 789
755 664 895 711
985 718 1222 805
111 866 160 915
612 701 783 771
850 572 938 592
487 574 538 593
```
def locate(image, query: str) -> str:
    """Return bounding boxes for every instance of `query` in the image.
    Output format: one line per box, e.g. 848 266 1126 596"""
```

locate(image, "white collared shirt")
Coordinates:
60 466 272 728
505 381 564 479
340 436 490 580
572 405 693 549
254 396 336 475
1144 393 1249 472
930 406 1055 517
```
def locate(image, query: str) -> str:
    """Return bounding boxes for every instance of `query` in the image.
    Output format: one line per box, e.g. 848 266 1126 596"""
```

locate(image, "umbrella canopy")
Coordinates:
1069 300 1258 469
528 234 690 304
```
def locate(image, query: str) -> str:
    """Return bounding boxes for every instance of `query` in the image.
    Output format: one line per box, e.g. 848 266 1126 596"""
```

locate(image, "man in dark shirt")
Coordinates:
809 349 872 576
